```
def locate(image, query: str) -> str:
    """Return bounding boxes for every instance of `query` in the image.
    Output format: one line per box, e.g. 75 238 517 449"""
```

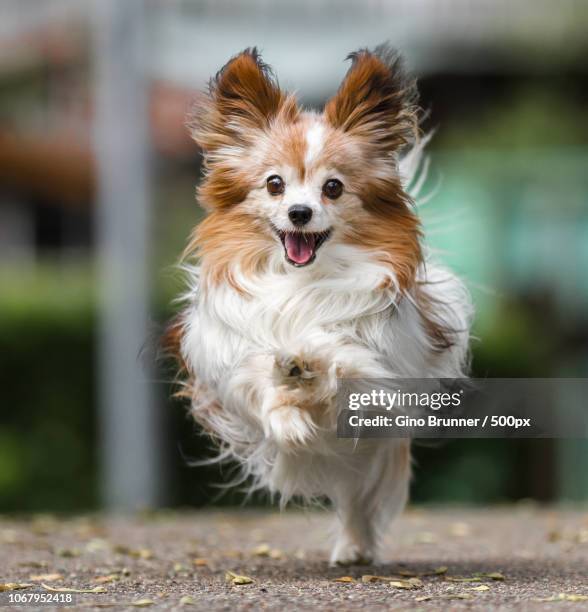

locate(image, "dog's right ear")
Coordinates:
189 48 297 156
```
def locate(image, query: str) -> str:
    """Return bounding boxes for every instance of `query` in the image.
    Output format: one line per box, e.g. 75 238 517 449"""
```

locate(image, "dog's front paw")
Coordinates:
273 352 317 387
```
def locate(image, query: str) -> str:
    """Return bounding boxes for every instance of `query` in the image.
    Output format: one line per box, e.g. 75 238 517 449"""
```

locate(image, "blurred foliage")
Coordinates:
0 268 97 512
434 83 588 150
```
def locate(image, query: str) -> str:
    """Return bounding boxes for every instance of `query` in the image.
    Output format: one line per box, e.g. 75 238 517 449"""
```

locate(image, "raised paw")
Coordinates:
274 352 316 386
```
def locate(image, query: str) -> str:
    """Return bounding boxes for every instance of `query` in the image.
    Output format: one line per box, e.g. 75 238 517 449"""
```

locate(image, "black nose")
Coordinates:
288 205 313 227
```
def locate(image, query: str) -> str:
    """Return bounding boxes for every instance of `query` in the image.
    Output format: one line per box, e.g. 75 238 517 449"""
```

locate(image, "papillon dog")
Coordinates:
166 44 472 565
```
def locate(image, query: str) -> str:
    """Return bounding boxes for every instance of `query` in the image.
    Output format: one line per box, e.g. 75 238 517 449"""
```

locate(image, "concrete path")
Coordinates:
1 507 588 610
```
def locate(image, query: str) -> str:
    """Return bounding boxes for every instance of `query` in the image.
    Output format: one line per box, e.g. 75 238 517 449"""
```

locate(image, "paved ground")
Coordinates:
1 507 588 610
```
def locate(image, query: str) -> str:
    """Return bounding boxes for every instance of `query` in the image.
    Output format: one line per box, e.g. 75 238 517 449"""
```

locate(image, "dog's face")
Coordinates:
188 46 422 291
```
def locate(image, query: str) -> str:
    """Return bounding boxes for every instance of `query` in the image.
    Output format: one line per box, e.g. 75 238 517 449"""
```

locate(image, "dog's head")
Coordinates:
188 45 422 291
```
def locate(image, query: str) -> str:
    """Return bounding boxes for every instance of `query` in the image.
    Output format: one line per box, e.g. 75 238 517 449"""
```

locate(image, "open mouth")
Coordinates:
274 228 332 267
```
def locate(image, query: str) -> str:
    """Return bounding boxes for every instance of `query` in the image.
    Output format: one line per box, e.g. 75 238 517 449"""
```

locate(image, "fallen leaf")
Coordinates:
41 583 107 594
476 571 505 581
415 595 432 602
179 595 196 606
362 575 383 583
333 576 355 583
56 547 81 558
131 599 155 607
433 566 449 575
445 576 482 583
29 573 63 582
389 578 423 590
86 538 110 552
114 546 153 559
533 594 588 603
133 548 153 559
93 574 119 584
470 585 490 592
250 543 283 559
0 583 33 592
192 558 208 567
225 570 254 585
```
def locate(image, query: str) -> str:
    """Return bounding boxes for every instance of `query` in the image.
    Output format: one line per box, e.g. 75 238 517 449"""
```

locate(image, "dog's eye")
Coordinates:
266 175 285 196
322 179 343 200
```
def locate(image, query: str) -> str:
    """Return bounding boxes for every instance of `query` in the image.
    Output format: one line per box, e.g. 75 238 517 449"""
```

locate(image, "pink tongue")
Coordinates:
284 233 316 265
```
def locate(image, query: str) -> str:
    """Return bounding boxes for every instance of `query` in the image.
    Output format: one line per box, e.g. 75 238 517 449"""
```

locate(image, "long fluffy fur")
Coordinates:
168 45 472 565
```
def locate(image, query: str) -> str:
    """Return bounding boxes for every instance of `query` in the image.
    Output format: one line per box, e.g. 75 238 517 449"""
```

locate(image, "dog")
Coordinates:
166 44 472 565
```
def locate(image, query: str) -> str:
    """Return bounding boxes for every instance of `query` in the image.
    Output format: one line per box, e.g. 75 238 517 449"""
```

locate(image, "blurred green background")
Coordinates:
1 0 587 513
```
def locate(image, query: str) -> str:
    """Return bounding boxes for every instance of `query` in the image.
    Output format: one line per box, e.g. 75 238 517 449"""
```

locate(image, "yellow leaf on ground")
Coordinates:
476 571 505 581
390 578 423 590
470 585 490 592
55 548 81 558
0 583 33 592
131 599 155 607
29 573 63 582
252 544 271 556
537 593 588 602
179 595 196 606
41 583 107 594
225 570 254 585
93 574 119 584
333 576 354 583
362 575 408 583
361 575 381 583
114 546 153 559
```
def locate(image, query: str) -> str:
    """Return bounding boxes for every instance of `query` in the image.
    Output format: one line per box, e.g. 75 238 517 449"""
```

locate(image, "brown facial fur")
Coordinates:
184 206 275 292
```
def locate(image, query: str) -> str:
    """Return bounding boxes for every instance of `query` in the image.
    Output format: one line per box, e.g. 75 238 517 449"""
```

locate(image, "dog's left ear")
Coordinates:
325 45 418 154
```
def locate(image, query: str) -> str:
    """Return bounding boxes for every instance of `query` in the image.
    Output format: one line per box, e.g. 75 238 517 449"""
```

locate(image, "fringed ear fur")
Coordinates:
188 47 297 155
325 44 419 154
